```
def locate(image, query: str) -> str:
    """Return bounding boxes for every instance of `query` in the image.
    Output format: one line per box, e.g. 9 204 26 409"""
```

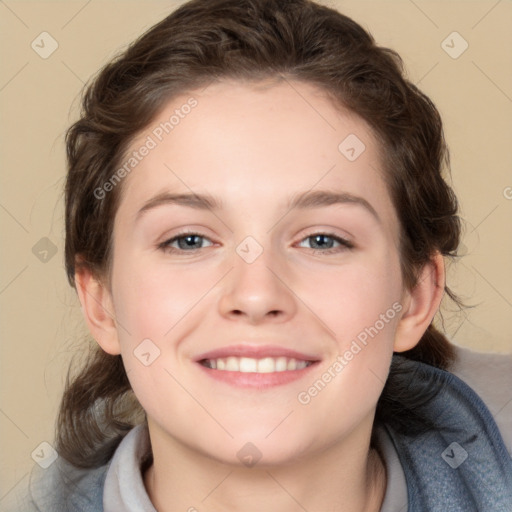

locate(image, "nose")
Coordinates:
217 242 298 325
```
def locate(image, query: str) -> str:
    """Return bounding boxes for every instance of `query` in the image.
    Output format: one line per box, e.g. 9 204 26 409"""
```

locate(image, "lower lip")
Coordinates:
196 361 319 389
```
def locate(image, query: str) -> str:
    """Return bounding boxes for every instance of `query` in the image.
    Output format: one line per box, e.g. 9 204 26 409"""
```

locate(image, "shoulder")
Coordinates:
450 344 512 456
2 455 109 512
381 350 512 509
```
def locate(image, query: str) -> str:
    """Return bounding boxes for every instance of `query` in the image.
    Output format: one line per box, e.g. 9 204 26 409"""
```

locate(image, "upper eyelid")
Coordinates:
160 232 214 247
297 233 354 249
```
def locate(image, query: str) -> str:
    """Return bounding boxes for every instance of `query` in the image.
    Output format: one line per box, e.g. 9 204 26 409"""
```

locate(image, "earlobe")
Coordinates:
394 253 445 352
74 263 121 356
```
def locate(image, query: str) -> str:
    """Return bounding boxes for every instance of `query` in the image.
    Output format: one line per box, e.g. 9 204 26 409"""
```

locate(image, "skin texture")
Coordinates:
75 79 445 512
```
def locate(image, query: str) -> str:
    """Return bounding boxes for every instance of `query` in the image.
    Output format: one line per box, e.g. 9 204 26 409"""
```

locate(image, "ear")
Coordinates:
74 262 121 355
394 252 445 352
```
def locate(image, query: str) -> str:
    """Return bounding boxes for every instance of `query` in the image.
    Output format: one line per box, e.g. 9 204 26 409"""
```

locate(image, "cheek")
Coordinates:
297 250 403 344
297 251 403 397
109 256 218 421
111 254 219 343
294 265 402 438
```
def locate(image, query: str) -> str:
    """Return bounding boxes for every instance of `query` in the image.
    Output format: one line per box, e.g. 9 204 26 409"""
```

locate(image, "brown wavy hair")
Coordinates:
59 0 461 468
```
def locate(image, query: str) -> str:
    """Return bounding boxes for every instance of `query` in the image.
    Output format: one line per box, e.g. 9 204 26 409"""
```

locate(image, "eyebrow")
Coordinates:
135 189 380 223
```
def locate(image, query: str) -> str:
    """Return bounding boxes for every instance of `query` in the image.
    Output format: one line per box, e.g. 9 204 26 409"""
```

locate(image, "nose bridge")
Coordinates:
218 234 296 322
234 235 278 287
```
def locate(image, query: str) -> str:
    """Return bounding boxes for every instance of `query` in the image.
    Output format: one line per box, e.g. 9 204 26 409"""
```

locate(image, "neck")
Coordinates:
143 420 387 512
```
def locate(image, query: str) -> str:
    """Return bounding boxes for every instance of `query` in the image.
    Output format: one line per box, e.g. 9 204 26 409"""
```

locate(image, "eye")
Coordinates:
158 231 353 255
297 232 353 254
158 232 214 253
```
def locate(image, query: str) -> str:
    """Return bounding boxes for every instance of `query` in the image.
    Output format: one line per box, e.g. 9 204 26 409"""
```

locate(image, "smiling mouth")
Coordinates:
200 356 315 373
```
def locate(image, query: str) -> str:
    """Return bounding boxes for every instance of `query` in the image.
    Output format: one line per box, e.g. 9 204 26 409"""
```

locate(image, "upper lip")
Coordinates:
195 344 321 362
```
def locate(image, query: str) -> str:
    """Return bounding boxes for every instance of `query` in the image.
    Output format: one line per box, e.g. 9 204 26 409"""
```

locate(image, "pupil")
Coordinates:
313 235 332 249
181 235 200 249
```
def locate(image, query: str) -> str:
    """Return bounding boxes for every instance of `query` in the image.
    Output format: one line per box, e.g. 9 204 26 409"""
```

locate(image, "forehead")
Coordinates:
115 79 397 234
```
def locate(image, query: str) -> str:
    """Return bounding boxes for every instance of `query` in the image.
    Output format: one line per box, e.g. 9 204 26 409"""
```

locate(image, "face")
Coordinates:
107 79 407 466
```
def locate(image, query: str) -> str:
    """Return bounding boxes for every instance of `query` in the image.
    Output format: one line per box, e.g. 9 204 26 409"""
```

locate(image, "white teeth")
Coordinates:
276 357 288 372
226 357 238 371
239 357 257 372
258 357 275 373
203 356 311 373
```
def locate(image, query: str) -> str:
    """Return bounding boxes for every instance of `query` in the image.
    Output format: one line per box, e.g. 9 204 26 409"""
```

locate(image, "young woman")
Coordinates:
7 0 512 510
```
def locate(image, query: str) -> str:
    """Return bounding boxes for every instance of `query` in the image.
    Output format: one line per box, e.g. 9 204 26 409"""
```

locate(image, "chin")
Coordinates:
199 432 318 470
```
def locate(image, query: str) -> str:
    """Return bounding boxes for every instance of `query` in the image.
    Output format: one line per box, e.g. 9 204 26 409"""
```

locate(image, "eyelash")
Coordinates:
158 231 354 255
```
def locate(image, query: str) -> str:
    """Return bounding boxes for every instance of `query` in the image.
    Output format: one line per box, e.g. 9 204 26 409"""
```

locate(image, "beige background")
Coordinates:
1 0 511 501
